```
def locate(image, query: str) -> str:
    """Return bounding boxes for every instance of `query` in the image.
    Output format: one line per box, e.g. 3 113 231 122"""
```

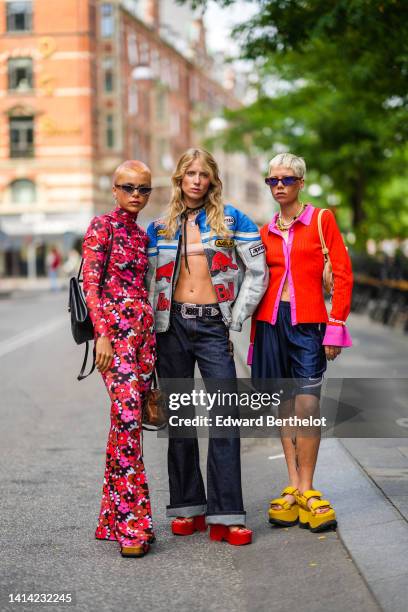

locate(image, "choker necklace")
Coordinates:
276 203 305 231
184 204 205 227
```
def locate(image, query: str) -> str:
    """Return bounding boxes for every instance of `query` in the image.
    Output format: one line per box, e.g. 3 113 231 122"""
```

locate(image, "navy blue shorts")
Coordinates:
251 302 327 399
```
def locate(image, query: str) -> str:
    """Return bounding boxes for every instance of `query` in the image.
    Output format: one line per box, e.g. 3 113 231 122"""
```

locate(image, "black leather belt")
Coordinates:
172 302 221 319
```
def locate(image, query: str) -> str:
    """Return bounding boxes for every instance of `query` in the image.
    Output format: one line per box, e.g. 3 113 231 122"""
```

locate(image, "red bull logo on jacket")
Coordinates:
209 251 239 275
156 261 175 283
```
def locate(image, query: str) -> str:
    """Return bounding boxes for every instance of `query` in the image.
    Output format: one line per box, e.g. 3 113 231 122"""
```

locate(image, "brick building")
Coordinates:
0 0 270 278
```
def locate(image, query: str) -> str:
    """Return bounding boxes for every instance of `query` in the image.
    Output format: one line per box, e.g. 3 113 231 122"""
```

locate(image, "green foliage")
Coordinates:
180 0 408 241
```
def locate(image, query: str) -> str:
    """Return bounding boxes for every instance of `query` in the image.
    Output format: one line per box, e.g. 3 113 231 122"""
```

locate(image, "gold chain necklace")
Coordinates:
276 203 305 231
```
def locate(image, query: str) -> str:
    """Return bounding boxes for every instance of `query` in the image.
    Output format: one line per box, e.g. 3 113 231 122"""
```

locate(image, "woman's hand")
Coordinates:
95 336 114 373
325 345 342 361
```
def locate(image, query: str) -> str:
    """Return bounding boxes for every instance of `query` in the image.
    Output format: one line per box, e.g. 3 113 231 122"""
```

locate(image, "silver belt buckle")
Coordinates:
180 303 201 318
209 307 219 317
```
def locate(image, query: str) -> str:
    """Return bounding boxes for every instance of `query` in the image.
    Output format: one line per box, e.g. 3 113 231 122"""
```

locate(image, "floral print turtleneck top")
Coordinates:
82 206 149 339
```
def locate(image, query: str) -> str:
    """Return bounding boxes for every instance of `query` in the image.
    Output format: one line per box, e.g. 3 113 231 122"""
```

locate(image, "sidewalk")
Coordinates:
232 316 408 612
0 277 66 296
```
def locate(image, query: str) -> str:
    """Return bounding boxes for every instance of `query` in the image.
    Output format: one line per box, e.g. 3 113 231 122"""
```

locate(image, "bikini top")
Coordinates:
180 241 205 256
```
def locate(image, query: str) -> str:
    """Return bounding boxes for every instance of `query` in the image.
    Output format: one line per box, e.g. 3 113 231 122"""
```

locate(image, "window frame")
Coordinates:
100 3 114 39
6 1 33 33
8 57 34 91
105 114 115 149
10 178 36 204
9 115 34 158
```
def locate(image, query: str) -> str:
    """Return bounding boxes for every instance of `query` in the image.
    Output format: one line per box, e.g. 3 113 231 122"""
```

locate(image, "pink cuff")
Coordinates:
247 343 254 366
322 324 352 347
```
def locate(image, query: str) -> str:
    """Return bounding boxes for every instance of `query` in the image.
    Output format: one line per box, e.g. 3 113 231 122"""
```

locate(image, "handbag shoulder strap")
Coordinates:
317 208 329 257
77 219 113 286
99 221 113 289
77 342 96 381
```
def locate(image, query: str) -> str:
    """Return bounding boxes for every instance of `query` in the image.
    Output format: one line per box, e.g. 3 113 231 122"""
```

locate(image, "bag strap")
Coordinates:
142 423 167 432
99 225 114 289
151 369 158 389
77 342 96 381
317 209 329 259
142 370 167 432
77 221 114 286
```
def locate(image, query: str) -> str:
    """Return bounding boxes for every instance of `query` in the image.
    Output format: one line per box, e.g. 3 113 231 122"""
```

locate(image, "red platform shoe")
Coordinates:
209 525 252 546
171 514 207 536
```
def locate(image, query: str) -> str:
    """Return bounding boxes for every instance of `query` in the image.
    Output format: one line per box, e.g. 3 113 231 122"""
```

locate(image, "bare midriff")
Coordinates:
280 229 290 302
173 217 218 304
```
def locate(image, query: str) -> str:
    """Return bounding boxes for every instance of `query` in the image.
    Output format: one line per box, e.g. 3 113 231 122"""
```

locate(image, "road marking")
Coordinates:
268 453 285 460
0 316 66 358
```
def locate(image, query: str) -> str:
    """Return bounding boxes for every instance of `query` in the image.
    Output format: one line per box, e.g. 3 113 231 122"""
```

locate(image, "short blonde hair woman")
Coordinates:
147 148 268 545
250 152 353 533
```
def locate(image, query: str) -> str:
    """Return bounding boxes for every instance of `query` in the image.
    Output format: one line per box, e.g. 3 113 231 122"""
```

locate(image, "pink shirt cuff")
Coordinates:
322 324 352 347
247 343 254 366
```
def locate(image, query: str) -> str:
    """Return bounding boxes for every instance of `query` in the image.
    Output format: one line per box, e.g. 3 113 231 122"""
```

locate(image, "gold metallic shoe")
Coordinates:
120 543 150 558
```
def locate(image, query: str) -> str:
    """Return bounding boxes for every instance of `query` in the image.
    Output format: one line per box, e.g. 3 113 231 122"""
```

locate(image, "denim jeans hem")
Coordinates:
166 504 207 518
206 513 246 526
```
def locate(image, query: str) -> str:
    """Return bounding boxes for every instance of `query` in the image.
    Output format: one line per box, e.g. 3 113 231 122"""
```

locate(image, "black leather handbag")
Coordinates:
68 229 113 380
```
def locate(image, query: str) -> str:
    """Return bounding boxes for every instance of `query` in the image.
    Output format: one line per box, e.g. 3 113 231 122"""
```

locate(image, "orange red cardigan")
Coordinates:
248 204 353 362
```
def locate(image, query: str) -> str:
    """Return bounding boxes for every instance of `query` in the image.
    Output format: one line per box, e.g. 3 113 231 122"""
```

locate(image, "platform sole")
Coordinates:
120 545 150 558
269 517 299 527
299 520 337 532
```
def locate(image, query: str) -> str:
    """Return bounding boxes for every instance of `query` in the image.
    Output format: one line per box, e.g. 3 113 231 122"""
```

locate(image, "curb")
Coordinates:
317 439 408 612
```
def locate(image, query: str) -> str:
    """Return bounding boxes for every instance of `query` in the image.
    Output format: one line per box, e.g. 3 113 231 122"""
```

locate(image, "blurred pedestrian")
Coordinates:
250 153 353 532
63 248 81 278
146 148 267 546
82 160 156 558
46 245 61 291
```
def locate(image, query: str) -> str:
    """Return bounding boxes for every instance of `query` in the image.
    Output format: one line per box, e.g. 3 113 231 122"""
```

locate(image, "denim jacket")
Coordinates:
146 204 268 333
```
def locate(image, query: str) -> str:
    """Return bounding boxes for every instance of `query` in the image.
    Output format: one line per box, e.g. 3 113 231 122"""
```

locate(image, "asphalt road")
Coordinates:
0 290 405 612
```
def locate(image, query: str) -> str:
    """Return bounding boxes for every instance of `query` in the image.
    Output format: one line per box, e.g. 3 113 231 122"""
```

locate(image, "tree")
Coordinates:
180 0 408 238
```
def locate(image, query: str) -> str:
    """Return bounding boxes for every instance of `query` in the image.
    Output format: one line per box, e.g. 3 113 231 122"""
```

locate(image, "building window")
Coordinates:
128 83 138 115
127 32 138 65
8 58 33 91
6 1 32 32
102 57 114 92
10 179 36 203
101 3 114 38
132 132 141 159
171 111 180 136
106 114 114 148
140 42 149 65
156 90 166 122
9 116 34 158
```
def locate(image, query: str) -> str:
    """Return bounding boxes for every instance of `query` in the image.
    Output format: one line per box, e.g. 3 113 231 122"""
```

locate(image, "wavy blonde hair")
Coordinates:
162 148 230 239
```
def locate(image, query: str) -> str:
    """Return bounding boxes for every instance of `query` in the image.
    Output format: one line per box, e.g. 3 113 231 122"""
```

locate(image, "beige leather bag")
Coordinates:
317 209 333 295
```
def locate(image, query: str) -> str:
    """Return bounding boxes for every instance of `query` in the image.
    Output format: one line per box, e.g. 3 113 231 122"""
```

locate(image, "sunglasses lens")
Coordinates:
122 184 135 194
265 178 278 186
138 187 152 195
282 177 297 186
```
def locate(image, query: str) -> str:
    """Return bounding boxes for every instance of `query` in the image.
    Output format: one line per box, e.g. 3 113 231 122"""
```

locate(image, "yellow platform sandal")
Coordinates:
296 490 337 532
268 486 299 527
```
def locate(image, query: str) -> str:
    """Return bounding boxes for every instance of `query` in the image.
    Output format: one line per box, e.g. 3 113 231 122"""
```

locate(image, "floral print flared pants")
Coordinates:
94 297 156 546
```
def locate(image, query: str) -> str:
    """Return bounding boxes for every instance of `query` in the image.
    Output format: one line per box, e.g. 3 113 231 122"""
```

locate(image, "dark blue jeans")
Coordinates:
156 309 246 526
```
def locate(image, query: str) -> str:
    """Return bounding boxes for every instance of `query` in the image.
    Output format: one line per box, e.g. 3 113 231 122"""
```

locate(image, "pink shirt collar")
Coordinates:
268 203 314 232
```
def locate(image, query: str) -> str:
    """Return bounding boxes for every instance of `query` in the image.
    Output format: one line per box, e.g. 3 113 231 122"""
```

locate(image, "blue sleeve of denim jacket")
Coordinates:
146 221 158 291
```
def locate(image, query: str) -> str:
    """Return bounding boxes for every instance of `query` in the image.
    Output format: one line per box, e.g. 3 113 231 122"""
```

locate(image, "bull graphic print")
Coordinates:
205 249 239 277
156 261 175 283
